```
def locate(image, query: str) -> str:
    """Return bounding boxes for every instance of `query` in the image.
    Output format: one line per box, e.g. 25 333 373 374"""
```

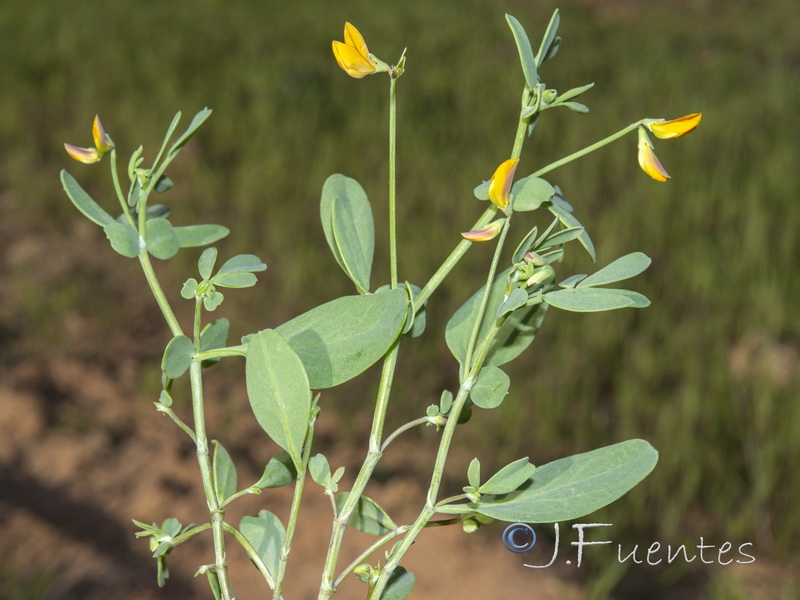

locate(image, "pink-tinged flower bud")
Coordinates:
649 113 702 140
64 115 114 164
63 143 102 164
637 128 670 182
524 251 546 266
488 158 519 211
461 219 505 242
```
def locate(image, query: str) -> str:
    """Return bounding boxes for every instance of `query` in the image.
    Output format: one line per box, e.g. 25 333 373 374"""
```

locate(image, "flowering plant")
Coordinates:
61 10 700 600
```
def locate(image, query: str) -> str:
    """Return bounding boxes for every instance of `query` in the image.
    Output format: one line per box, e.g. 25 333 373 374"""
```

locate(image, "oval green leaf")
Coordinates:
162 335 194 379
104 222 141 258
506 14 539 91
61 170 115 227
544 288 641 312
275 288 408 389
240 510 285 577
578 252 652 288
479 457 536 495
511 176 555 212
174 224 230 248
212 440 238 505
146 218 180 260
254 450 297 489
335 492 398 536
245 329 311 471
462 439 658 523
470 366 510 410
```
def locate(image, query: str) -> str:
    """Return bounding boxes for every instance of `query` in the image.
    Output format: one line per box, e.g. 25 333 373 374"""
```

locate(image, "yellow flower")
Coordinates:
649 113 702 140
488 158 520 211
637 128 670 182
332 23 382 79
64 115 114 164
461 219 505 242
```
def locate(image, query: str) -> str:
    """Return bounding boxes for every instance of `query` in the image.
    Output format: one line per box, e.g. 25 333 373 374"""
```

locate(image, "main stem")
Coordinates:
389 76 398 288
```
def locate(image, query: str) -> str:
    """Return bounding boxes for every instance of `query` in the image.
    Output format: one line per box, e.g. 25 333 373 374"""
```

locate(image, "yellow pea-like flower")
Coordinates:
64 115 114 164
461 219 505 242
649 113 702 140
637 128 670 182
488 158 520 211
332 22 380 79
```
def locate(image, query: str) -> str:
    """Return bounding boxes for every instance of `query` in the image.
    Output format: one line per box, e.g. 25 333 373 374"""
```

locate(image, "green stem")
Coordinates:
462 219 511 379
368 320 505 599
317 341 400 600
532 120 644 178
273 418 316 599
109 149 135 227
189 358 234 600
381 416 440 452
389 76 398 288
194 344 248 361
155 404 196 442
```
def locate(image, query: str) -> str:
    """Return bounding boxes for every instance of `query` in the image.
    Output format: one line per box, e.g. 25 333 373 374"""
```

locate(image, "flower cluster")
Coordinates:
638 113 702 182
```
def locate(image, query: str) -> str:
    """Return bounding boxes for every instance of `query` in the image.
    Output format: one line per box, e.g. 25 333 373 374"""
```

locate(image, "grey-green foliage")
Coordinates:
320 174 375 294
212 440 238 505
245 329 311 471
437 440 658 523
335 492 398 536
240 510 285 578
275 288 408 389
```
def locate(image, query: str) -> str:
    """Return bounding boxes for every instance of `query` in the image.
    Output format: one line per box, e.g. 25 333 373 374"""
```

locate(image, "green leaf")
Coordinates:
543 288 637 312
245 329 311 471
511 176 555 212
537 226 585 250
162 335 193 379
212 440 238 505
204 292 224 311
309 454 333 488
505 14 539 91
320 174 374 294
240 510 285 577
198 248 218 280
254 451 297 489
535 9 560 67
380 567 415 600
146 218 180 260
578 252 652 288
439 390 453 415
561 101 590 114
181 278 198 299
175 225 230 248
213 272 258 289
103 222 140 257
470 366 510 409
441 440 658 523
275 288 408 389
154 176 173 193
511 225 538 263
332 197 373 294
473 180 490 201
467 458 481 488
479 457 536 495
548 196 596 262
496 288 528 320
558 82 595 103
559 274 587 288
170 107 212 156
335 493 398 536
446 267 548 370
215 254 267 276
61 170 115 227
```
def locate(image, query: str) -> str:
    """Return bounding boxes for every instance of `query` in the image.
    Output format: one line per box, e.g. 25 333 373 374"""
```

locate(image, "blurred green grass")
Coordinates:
2 0 798 596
